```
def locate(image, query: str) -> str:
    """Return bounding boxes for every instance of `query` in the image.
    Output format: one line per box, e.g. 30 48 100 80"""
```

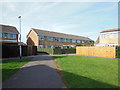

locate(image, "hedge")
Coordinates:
37 48 76 54
116 46 120 58
37 48 53 54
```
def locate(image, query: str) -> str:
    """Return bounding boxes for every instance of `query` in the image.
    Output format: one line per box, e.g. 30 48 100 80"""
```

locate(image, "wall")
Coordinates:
27 30 38 47
100 31 120 44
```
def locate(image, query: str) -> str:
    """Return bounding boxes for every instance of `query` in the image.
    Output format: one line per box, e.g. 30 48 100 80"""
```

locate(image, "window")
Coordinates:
39 45 44 48
119 32 120 38
101 34 106 38
8 34 16 39
72 39 76 43
77 40 81 43
110 33 118 38
47 45 52 48
66 39 71 42
62 38 67 42
47 36 53 41
0 33 4 38
55 37 61 41
39 35 44 40
82 40 85 43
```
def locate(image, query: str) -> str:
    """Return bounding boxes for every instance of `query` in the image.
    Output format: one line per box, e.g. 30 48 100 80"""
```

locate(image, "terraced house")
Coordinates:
0 24 19 45
27 28 94 48
95 28 120 46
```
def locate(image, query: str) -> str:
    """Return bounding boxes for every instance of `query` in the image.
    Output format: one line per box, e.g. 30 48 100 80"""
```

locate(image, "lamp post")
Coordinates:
18 16 22 59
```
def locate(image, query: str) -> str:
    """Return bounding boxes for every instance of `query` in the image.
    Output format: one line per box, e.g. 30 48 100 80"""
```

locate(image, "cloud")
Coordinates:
22 2 59 18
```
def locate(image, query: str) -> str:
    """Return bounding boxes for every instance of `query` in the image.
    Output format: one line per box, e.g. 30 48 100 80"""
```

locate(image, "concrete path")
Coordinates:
2 55 65 88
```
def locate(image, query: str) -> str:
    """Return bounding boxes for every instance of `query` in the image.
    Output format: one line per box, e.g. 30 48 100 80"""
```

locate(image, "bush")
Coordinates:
116 46 120 58
37 48 53 54
63 49 76 54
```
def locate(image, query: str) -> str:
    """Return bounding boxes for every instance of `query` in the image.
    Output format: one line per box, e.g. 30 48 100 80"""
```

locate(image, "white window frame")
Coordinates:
101 34 106 39
8 34 16 39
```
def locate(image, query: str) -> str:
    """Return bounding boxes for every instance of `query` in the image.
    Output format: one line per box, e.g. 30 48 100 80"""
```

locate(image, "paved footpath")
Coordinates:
2 55 65 88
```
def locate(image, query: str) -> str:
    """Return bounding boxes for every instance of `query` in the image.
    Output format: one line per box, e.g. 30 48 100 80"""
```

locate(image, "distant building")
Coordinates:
95 28 120 46
27 28 94 48
0 24 19 45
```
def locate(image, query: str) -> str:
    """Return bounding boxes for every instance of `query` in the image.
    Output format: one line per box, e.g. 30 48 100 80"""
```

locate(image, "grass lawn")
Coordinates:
1 58 32 82
53 55 119 88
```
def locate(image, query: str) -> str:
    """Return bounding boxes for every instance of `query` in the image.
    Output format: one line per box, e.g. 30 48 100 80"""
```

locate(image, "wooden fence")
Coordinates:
1 44 37 58
76 46 116 58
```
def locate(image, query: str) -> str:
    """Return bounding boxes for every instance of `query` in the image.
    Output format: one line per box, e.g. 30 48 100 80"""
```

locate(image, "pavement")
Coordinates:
2 55 65 88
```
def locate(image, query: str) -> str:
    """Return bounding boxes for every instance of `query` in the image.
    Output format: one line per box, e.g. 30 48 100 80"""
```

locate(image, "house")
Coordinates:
26 28 94 48
95 28 120 46
0 24 19 45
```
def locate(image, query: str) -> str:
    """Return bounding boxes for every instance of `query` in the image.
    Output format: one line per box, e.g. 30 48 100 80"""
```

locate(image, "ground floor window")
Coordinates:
39 45 44 48
46 45 52 48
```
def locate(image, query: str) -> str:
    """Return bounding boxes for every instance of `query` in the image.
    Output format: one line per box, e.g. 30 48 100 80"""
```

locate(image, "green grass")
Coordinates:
1 58 32 82
54 55 119 88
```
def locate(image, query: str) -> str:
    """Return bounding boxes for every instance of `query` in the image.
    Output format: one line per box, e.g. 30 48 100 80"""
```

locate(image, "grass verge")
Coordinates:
53 55 119 88
1 58 32 82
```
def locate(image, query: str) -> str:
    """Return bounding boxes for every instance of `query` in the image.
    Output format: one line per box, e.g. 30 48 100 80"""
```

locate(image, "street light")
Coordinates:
18 16 22 59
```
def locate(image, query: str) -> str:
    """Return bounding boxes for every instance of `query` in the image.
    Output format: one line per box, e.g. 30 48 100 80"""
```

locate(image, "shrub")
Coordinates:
116 46 120 58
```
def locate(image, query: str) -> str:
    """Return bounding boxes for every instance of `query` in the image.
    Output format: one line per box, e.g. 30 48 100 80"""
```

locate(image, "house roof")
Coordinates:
100 28 120 33
30 28 93 41
0 24 19 34
95 36 100 44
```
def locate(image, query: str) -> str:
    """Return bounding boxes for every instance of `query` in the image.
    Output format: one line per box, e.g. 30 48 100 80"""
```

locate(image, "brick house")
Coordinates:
95 28 120 46
27 28 94 48
0 24 19 45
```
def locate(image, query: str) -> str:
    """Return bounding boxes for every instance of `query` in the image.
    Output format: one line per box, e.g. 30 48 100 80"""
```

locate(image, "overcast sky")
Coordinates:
0 1 118 43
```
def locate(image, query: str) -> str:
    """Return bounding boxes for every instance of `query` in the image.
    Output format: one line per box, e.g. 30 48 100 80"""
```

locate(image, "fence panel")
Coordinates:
76 46 116 58
1 44 37 58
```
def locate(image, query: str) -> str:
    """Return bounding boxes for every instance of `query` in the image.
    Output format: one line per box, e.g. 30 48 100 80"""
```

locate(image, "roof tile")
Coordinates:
32 28 93 41
0 24 19 34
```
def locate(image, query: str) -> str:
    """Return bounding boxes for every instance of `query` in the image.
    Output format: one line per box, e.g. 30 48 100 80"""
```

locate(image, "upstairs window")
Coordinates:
8 34 16 39
39 35 44 40
55 37 61 41
66 39 71 42
72 39 77 43
82 40 85 43
0 33 4 38
77 40 81 43
101 34 106 39
47 36 53 41
110 33 118 38
62 38 67 42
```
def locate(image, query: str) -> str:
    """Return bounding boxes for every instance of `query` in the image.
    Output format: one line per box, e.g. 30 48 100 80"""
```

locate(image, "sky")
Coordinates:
0 1 118 43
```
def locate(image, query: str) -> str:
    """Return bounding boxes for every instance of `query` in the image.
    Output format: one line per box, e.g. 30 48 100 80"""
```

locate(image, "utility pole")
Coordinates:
18 16 22 59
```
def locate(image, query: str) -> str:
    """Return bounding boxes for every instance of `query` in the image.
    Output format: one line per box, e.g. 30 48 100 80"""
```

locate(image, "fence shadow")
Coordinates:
61 71 119 88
